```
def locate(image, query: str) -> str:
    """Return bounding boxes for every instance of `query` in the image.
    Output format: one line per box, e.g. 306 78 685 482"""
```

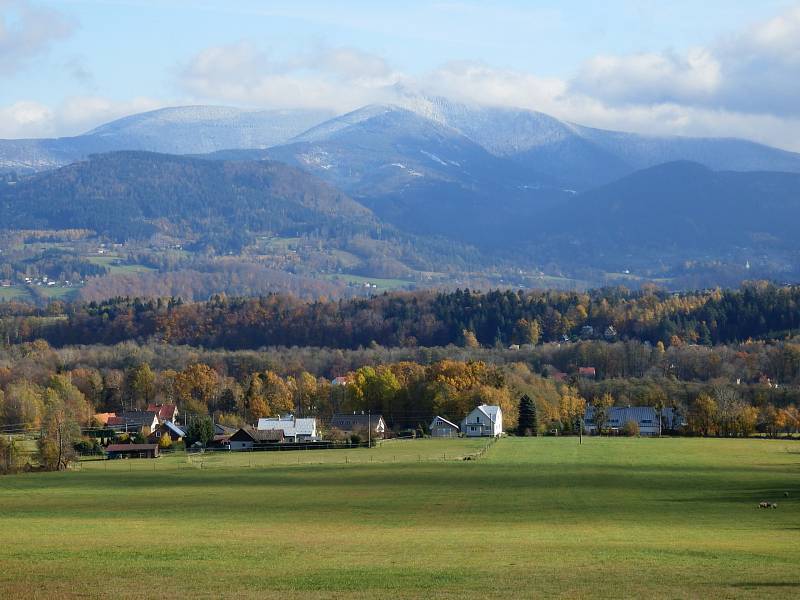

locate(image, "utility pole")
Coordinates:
578 416 583 445
368 410 371 448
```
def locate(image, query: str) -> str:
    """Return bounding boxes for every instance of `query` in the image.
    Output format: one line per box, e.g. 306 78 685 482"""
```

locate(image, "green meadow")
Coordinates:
1 437 798 599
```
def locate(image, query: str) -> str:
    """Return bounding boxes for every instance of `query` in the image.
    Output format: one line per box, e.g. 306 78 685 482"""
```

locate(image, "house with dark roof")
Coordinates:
147 420 186 444
106 411 159 434
330 413 387 438
214 423 238 436
228 427 285 450
461 405 503 437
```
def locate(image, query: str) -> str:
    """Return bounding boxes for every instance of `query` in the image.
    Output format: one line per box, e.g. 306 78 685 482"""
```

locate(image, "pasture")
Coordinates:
0 437 798 598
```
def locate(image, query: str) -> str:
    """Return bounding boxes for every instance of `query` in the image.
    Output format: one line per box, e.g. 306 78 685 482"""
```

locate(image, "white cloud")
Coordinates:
0 96 164 138
178 41 401 112
6 4 800 151
570 6 800 118
420 61 567 113
0 0 75 74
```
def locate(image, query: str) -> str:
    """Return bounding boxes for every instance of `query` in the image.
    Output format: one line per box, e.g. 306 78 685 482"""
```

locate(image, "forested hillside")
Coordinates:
0 152 375 250
4 282 800 350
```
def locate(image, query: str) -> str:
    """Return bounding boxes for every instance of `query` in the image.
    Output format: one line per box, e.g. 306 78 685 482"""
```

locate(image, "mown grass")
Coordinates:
322 273 412 290
1 437 798 599
0 286 31 301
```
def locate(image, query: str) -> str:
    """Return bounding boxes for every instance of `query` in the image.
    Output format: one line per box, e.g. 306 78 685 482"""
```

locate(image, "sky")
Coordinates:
2 0 800 150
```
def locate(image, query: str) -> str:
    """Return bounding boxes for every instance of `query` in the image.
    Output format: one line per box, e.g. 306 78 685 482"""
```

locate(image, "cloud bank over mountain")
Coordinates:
3 2 800 150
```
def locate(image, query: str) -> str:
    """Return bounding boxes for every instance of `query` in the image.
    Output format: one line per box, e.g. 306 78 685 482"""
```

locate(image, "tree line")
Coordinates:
1 282 800 349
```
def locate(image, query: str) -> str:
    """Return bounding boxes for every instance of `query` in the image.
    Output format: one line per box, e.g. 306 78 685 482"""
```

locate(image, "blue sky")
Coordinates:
2 1 800 149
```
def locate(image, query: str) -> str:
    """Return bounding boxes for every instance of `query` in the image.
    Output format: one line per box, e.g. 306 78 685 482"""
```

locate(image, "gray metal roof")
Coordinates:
584 406 657 426
257 416 317 436
476 405 501 423
162 421 186 438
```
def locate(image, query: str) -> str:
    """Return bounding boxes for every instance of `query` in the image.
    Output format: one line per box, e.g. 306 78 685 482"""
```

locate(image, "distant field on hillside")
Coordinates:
1 438 798 599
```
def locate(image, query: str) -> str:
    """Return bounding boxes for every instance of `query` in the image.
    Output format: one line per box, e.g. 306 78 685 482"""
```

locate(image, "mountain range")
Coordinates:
3 92 800 290
4 92 800 190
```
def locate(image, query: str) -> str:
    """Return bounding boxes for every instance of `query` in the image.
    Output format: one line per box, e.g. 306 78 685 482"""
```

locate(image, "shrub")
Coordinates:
621 420 640 437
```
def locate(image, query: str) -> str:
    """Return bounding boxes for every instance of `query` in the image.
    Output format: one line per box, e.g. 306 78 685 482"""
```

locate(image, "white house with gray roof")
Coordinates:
461 405 503 437
256 415 318 442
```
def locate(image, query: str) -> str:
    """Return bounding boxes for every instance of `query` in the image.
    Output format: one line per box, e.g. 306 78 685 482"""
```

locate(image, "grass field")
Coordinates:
87 255 156 275
1 437 798 599
0 285 31 301
323 273 413 290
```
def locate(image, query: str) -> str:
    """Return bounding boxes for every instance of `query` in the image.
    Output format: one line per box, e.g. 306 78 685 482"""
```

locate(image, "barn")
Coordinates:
430 416 460 438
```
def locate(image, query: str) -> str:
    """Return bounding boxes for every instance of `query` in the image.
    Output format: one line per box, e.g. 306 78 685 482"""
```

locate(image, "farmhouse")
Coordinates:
430 416 460 438
584 406 660 436
146 403 179 423
147 420 186 443
228 427 284 450
256 415 318 442
331 412 387 438
461 405 503 437
106 444 159 459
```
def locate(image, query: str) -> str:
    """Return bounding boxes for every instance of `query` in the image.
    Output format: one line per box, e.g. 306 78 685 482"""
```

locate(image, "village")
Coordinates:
95 402 509 460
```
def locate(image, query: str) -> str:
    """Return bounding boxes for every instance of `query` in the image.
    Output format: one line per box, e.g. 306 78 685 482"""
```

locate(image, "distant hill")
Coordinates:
237 105 569 243
0 151 374 249
0 106 333 174
534 161 800 269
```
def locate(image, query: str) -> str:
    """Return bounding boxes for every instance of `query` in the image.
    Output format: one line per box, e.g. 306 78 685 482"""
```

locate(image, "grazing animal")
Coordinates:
758 501 778 509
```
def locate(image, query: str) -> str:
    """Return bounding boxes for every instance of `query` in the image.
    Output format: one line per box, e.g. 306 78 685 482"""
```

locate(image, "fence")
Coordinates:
73 436 501 471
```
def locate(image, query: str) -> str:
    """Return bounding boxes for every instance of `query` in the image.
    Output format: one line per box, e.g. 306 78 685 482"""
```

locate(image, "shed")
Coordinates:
430 416 460 438
106 444 159 459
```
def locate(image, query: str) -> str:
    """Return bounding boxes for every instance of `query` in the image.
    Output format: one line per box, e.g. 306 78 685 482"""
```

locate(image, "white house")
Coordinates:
256 415 318 442
430 416 460 438
461 405 503 437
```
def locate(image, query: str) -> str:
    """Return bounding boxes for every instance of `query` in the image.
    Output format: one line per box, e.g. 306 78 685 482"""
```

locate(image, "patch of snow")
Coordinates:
420 149 449 166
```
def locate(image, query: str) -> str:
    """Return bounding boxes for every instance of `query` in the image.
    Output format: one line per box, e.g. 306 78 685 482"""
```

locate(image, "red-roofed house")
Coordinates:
146 404 179 423
578 367 597 379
